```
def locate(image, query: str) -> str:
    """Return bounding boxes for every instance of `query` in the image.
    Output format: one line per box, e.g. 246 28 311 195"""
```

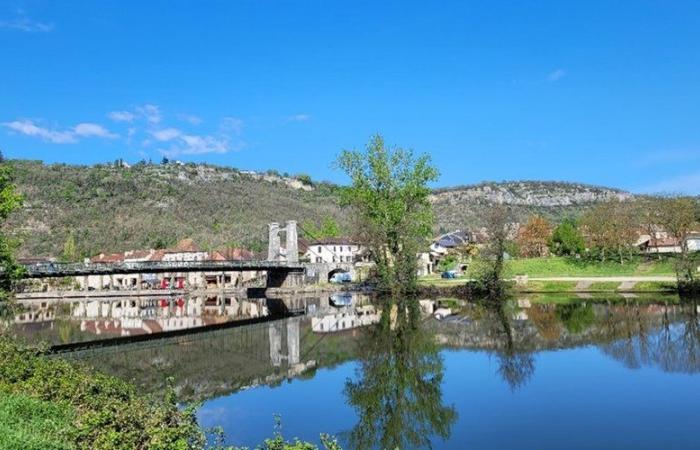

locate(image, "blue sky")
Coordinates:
1 1 699 193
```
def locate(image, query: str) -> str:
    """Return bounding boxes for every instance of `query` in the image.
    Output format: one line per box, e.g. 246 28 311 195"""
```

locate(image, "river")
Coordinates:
6 292 700 449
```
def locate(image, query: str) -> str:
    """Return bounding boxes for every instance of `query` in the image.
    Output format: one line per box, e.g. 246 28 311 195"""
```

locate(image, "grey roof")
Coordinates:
435 230 471 248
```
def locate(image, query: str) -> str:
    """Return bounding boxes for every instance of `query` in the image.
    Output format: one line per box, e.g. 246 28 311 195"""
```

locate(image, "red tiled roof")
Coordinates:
171 238 200 252
212 247 255 261
90 253 125 263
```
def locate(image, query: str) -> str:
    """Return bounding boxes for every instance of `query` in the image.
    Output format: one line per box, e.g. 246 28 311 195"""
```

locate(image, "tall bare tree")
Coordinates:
580 199 637 263
657 196 700 285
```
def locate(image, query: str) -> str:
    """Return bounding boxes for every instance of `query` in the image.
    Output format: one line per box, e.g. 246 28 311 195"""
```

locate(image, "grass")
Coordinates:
505 256 675 277
587 281 621 291
0 393 74 450
518 280 578 292
631 281 677 292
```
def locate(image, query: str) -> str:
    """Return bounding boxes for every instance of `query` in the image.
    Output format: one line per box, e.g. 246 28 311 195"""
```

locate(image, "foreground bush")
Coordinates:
0 337 205 449
0 337 342 450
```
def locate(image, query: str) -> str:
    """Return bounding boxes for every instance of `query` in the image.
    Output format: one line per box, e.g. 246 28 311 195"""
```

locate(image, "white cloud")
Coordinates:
221 117 244 135
73 123 118 139
177 113 203 125
159 133 242 157
0 17 53 32
136 104 161 124
150 127 182 142
108 111 136 122
2 120 76 143
285 114 311 123
547 69 566 82
638 171 700 195
2 119 117 143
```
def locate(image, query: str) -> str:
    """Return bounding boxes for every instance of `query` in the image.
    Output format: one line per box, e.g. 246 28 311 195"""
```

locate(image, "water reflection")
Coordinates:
344 298 457 450
8 295 274 344
6 293 700 448
598 299 700 373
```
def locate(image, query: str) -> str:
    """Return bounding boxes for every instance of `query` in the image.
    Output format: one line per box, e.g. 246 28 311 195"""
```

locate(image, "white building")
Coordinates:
301 238 365 264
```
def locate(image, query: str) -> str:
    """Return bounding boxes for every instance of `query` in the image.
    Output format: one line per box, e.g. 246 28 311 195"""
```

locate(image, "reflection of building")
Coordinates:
312 305 380 333
64 296 269 337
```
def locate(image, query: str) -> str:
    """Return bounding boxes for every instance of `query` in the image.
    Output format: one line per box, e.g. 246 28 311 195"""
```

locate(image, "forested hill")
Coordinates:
6 160 633 258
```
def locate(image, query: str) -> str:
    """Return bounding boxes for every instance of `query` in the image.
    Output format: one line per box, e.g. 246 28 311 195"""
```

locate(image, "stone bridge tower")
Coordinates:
267 220 298 263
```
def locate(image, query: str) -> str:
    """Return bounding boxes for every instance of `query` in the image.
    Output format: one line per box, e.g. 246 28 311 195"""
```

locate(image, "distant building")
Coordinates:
300 238 365 264
430 230 472 257
637 232 700 254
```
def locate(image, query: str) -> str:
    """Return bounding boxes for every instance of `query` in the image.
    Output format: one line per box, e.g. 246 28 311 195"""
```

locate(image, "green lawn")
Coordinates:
505 257 675 277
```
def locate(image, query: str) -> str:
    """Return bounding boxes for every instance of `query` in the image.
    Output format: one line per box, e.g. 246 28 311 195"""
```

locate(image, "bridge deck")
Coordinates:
21 260 305 278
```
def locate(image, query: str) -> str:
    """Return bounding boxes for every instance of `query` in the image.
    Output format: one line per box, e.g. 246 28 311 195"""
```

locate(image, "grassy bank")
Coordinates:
505 256 675 277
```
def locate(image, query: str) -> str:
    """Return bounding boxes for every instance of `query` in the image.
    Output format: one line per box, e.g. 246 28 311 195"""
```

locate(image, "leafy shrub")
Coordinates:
0 337 205 450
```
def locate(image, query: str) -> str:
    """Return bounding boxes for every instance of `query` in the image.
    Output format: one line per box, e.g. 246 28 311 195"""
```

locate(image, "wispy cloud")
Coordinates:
547 69 566 82
2 120 75 143
160 134 233 157
135 104 162 124
108 110 136 123
177 113 202 125
2 119 117 143
74 123 118 139
0 17 53 32
150 127 182 142
285 114 311 123
157 117 246 157
638 171 700 195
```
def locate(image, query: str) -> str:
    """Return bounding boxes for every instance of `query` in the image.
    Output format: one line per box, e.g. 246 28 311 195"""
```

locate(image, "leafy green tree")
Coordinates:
61 233 79 262
0 162 23 298
336 135 439 294
550 218 585 256
302 216 342 239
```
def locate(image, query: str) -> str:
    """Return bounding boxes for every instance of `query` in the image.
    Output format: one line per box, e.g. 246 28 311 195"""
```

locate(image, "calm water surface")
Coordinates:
7 293 700 449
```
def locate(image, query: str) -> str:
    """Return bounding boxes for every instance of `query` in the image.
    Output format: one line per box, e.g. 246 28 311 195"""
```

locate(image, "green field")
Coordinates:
505 257 675 277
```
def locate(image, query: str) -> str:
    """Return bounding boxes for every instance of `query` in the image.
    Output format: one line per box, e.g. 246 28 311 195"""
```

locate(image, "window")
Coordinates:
318 246 322 253
333 246 336 252
316 257 322 263
347 246 351 252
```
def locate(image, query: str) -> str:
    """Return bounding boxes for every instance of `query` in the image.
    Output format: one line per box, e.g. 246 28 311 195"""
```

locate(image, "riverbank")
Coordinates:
419 276 679 295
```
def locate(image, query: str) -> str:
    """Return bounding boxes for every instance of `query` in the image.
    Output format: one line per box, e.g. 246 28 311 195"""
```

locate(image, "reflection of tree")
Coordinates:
556 303 595 334
490 301 535 391
599 300 700 374
344 298 456 450
527 305 561 342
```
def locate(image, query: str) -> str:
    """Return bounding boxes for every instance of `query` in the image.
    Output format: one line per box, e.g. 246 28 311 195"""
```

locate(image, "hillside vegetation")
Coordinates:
7 160 634 258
